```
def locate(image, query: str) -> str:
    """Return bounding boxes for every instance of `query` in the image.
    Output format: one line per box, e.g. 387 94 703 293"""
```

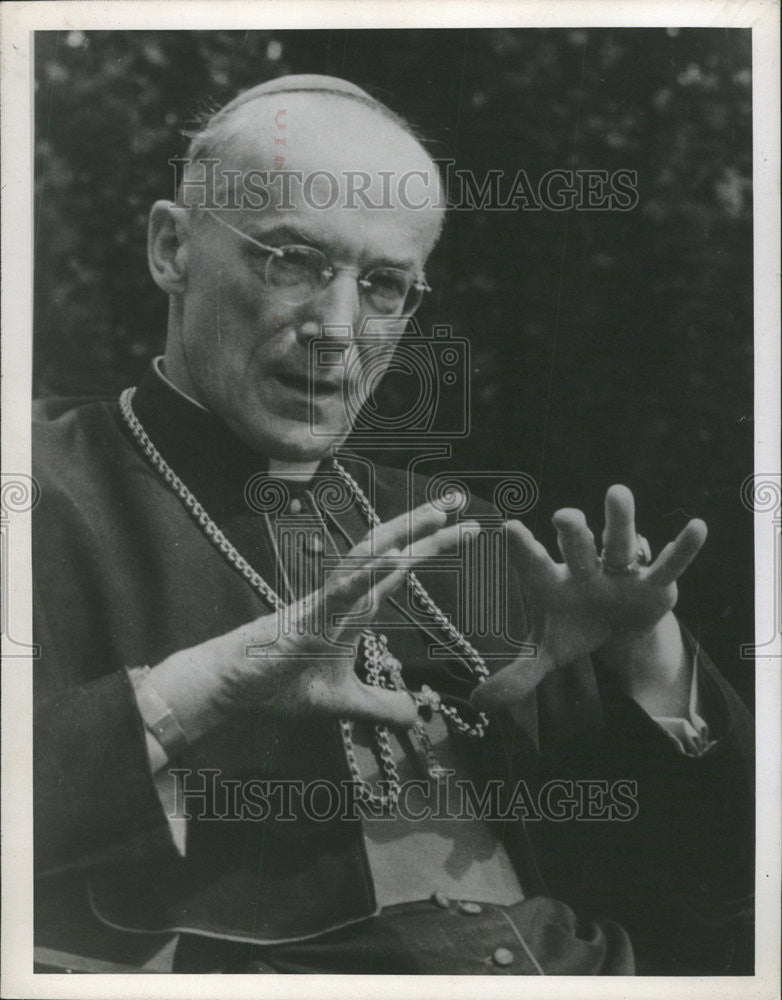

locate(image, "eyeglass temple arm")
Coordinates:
203 207 430 289
202 207 284 258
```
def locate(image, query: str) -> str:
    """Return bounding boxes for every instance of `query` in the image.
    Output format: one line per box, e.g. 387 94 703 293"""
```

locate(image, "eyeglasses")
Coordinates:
204 208 431 316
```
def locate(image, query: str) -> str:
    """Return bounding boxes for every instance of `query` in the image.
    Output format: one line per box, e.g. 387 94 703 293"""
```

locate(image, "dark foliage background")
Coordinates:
33 29 754 704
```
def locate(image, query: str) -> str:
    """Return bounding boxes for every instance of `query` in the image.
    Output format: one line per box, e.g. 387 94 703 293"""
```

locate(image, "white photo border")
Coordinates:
2 2 779 998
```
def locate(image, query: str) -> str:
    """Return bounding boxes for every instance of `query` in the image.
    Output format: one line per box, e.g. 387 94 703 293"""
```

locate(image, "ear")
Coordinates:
148 201 191 294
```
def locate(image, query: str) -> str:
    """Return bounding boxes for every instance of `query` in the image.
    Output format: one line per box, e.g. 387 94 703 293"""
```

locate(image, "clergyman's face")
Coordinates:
171 95 443 460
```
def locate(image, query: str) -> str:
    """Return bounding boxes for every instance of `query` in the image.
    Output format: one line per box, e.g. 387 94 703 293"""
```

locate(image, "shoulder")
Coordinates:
32 396 146 517
33 395 129 465
34 399 111 476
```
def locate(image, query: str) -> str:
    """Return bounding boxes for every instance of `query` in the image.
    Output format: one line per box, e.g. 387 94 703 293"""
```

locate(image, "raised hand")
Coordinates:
230 502 477 726
472 484 707 710
154 502 478 738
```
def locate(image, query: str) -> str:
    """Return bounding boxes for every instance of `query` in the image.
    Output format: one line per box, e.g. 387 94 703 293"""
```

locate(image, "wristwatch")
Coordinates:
126 664 190 759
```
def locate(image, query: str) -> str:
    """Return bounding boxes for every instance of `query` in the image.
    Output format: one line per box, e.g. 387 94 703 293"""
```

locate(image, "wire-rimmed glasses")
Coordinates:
204 208 431 316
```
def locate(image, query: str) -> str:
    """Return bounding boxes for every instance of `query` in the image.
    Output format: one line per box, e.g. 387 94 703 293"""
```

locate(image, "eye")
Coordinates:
242 243 276 274
267 246 327 290
367 270 409 298
364 269 411 312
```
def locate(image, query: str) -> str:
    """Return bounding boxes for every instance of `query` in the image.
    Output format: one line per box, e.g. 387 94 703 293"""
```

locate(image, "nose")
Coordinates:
296 270 361 345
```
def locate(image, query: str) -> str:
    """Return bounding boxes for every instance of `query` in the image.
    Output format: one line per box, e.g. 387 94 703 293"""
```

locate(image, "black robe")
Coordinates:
32 366 754 973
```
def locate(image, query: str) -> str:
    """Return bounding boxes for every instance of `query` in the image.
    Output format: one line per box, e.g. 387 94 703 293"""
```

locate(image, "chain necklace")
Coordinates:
118 386 489 811
331 458 490 737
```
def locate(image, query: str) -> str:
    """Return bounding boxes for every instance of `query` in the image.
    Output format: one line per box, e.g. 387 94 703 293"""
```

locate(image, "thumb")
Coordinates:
341 678 419 729
470 651 554 711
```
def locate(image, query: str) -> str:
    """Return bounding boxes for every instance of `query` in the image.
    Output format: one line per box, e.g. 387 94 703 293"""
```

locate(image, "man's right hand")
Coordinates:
147 503 476 743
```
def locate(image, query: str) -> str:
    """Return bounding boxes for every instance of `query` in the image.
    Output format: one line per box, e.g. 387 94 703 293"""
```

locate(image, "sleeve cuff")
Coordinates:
651 655 718 757
126 667 187 856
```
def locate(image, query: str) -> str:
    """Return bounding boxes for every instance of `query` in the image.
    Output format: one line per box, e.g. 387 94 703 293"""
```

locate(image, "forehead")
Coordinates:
212 93 444 264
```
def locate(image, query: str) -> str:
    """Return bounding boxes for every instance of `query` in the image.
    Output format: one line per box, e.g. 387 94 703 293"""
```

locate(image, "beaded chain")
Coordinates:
332 458 490 739
339 633 403 810
118 386 489 810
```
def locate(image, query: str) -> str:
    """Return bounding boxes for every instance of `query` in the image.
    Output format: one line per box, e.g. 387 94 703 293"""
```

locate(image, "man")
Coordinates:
33 75 753 975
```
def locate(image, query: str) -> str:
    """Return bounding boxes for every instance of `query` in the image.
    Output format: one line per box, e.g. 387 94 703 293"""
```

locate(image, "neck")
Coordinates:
267 457 321 481
158 339 208 410
154 355 209 412
154 356 320 482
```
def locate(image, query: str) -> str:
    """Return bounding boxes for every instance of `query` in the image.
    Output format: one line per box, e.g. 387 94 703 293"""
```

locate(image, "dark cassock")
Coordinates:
32 359 754 976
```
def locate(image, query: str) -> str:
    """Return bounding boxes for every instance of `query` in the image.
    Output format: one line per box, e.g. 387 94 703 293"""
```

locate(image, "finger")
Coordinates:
349 502 447 561
286 589 327 637
337 522 482 639
470 651 553 711
324 550 401 622
341 678 418 728
402 519 479 561
325 548 404 641
505 519 554 586
374 522 480 599
646 519 707 587
602 484 637 567
552 508 599 576
345 521 477 603
304 665 418 728
304 519 478 641
338 564 436 639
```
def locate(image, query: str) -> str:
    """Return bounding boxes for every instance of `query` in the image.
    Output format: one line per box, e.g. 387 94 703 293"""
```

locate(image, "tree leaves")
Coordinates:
33 29 754 698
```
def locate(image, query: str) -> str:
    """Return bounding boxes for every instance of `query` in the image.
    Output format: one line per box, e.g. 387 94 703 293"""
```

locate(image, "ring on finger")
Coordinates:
601 533 652 575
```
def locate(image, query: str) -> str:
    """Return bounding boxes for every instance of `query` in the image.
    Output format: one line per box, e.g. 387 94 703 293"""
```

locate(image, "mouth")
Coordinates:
272 369 343 399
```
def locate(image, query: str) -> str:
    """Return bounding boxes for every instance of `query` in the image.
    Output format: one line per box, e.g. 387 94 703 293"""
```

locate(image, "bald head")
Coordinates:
184 74 417 162
186 73 418 160
176 75 445 247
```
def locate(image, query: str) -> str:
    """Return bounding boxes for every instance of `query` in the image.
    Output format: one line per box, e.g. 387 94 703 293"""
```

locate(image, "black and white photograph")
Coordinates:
1 1 779 995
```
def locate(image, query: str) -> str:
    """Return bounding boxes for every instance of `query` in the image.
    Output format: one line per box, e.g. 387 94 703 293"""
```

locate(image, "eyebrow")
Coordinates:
242 224 314 246
242 223 419 272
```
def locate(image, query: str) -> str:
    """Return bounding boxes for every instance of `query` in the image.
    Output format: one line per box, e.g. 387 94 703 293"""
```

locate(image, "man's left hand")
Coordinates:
471 484 707 715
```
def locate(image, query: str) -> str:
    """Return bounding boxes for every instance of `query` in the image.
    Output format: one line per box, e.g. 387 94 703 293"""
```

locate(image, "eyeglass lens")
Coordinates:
266 246 423 315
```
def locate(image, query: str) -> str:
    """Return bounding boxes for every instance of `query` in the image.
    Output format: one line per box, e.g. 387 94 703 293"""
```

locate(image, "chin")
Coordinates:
239 413 348 463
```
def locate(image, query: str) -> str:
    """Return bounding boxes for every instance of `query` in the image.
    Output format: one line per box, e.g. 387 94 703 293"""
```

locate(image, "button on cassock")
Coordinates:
492 947 514 967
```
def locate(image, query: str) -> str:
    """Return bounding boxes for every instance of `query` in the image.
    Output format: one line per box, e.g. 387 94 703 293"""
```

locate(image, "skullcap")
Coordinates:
211 74 378 121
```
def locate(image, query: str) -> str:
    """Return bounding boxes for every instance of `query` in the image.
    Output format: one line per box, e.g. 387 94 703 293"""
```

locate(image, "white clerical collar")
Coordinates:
152 355 210 413
151 355 320 481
